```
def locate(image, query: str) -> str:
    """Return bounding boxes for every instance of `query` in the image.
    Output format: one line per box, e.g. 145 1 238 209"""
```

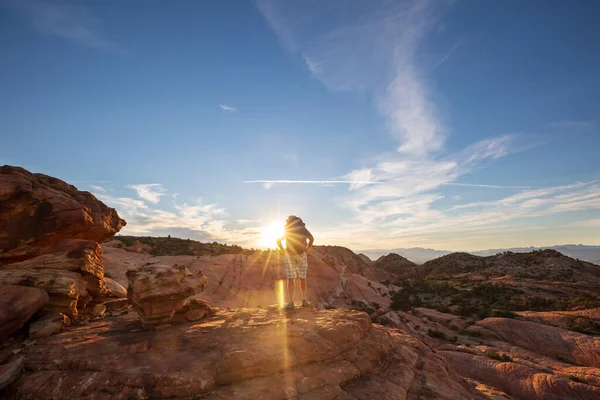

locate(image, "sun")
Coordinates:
259 221 285 248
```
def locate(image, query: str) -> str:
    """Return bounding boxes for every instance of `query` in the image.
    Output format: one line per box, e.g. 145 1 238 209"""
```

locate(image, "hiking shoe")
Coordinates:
284 301 294 310
302 299 310 307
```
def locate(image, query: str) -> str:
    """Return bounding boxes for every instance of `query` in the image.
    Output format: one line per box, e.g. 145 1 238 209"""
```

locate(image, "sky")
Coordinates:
1 0 599 251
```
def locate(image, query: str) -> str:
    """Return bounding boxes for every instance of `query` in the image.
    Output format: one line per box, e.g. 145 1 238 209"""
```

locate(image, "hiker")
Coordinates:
276 215 314 309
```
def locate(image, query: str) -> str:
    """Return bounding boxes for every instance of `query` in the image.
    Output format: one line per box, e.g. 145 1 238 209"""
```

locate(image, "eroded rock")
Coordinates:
29 312 70 340
127 264 209 326
0 165 126 264
5 308 483 399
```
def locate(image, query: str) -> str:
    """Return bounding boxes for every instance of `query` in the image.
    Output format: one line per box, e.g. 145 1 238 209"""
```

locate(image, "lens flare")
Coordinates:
259 221 285 248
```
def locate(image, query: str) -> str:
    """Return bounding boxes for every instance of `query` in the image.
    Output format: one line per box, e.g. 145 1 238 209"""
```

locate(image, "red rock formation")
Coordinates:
0 241 110 317
0 284 48 341
4 308 484 399
126 263 209 326
0 165 125 264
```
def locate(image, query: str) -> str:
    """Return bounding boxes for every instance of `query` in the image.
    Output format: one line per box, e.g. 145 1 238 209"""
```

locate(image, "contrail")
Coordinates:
243 180 382 185
442 183 531 189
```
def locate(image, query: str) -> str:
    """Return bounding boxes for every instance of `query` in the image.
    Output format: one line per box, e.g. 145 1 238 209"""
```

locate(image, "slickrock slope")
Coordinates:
102 244 395 312
466 317 600 368
0 165 125 264
2 307 484 400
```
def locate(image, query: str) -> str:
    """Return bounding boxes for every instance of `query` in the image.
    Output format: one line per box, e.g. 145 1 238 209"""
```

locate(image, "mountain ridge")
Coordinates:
359 244 600 264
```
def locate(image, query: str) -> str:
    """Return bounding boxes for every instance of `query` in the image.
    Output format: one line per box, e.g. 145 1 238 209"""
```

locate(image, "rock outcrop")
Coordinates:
467 317 600 368
103 245 395 311
0 165 125 264
2 308 483 399
127 264 209 326
28 312 70 340
0 356 24 391
0 285 49 341
0 241 109 317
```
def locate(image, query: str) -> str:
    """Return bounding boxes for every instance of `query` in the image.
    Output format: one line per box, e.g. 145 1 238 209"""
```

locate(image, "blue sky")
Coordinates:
1 0 599 251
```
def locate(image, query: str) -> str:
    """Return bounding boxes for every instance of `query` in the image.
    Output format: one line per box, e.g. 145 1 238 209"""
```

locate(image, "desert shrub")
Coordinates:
484 350 512 362
449 335 458 344
427 329 447 340
488 309 517 318
568 375 584 383
459 330 482 337
560 317 600 335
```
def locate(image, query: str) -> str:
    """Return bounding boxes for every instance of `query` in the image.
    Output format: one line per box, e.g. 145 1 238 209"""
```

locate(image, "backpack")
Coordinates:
284 216 308 255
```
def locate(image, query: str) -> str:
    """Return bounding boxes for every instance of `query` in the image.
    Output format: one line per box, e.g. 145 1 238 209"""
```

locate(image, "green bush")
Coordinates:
484 350 512 362
568 375 584 383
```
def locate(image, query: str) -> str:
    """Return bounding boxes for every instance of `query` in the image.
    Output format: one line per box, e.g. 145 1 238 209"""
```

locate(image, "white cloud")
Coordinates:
220 104 237 113
256 1 599 250
89 185 106 193
126 184 167 204
244 179 382 189
95 194 147 213
7 0 122 52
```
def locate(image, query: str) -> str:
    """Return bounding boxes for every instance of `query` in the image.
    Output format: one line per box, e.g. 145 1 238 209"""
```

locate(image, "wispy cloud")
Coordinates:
7 0 123 52
254 0 593 249
219 104 237 113
99 190 260 246
126 184 167 204
89 185 106 193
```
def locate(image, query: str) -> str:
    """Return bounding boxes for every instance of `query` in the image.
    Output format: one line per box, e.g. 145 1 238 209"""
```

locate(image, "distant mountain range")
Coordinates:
358 244 600 265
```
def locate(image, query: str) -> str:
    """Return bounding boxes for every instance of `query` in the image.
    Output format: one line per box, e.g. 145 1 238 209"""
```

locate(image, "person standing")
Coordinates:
276 215 314 309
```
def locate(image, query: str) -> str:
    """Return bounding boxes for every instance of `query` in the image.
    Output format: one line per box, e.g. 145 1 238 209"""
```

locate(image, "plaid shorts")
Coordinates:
285 252 308 279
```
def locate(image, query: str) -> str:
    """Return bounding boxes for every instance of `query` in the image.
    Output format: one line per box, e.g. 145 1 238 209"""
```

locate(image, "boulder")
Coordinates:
91 304 106 318
29 311 70 340
0 165 125 264
0 356 24 391
127 264 209 326
0 284 49 341
104 277 127 298
6 308 483 399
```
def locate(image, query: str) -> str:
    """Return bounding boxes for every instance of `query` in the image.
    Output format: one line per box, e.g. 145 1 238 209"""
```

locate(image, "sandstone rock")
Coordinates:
0 165 126 264
0 241 114 317
442 350 600 400
101 298 130 311
1 240 108 296
127 264 209 326
467 317 600 368
0 284 49 341
181 297 214 322
0 267 87 318
102 246 395 311
6 308 483 399
91 304 106 318
0 356 24 391
104 277 127 298
29 312 70 340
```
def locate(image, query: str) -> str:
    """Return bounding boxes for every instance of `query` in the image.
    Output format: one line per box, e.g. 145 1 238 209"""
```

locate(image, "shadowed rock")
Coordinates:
0 165 125 264
0 284 49 341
